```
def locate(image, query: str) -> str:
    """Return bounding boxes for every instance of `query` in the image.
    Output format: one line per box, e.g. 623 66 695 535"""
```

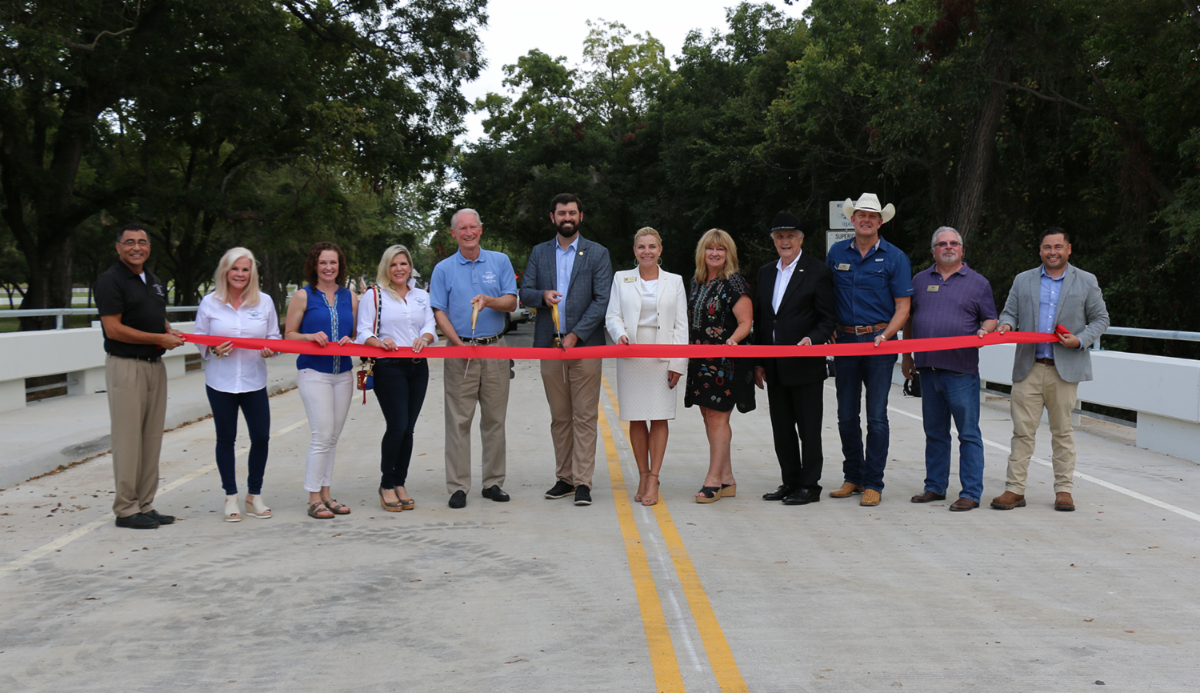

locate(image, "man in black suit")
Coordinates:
754 211 837 505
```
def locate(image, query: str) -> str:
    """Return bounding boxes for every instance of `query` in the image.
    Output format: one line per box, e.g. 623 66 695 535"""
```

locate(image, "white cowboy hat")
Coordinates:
842 193 895 224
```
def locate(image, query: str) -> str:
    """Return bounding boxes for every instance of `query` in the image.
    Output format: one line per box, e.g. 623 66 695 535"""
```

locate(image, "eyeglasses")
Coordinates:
934 241 961 248
120 239 151 248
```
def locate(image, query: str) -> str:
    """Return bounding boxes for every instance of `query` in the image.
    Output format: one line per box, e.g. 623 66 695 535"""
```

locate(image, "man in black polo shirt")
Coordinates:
94 224 185 529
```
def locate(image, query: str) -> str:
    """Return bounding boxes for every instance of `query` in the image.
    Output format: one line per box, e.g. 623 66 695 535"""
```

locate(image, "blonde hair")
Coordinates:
212 247 261 306
375 244 415 301
633 227 662 246
693 229 739 284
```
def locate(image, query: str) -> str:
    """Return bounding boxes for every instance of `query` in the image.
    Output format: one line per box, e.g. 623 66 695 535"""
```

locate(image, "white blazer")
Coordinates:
605 268 688 374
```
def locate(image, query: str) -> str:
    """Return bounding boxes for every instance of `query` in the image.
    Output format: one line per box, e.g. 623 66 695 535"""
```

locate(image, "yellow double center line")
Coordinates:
598 376 747 692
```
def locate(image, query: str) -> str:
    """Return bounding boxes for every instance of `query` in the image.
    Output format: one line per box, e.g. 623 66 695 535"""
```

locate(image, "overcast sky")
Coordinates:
459 0 812 143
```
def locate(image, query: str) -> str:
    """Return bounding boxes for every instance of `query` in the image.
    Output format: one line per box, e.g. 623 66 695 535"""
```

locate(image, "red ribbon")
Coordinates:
183 331 1056 360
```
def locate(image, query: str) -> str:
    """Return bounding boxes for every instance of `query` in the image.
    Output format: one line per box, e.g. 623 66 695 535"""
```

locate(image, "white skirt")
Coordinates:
615 326 679 422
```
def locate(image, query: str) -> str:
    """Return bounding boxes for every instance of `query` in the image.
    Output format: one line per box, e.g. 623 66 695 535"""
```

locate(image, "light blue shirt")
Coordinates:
555 236 579 300
1035 266 1064 360
429 249 517 338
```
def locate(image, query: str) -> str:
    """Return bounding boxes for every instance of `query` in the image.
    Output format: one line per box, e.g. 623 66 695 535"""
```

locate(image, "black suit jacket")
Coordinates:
755 253 836 386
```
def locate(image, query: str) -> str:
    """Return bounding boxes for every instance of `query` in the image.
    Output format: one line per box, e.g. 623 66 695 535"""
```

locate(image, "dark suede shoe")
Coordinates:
545 480 575 499
574 485 592 506
115 513 159 530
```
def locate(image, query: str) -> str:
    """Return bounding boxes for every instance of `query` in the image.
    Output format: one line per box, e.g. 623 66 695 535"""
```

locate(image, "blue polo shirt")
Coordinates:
429 248 517 338
826 236 914 326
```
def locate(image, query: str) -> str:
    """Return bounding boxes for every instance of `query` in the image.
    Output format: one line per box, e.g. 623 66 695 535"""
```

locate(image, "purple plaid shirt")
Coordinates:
910 263 997 375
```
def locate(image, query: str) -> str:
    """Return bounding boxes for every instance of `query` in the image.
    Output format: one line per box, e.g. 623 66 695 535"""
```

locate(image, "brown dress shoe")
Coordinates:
949 497 979 511
911 490 946 503
990 491 1026 510
860 489 881 506
1054 492 1075 512
829 482 864 498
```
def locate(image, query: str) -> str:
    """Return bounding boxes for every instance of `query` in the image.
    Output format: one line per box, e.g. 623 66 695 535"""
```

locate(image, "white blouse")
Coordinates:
355 283 437 349
194 293 281 393
637 278 659 326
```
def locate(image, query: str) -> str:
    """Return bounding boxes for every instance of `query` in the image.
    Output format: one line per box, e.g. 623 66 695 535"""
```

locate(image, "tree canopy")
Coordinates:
455 0 1200 358
1 0 486 326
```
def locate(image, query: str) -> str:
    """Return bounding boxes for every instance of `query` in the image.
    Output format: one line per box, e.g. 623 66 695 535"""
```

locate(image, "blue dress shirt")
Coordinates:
1036 266 1065 360
825 237 914 327
429 249 517 338
555 236 579 300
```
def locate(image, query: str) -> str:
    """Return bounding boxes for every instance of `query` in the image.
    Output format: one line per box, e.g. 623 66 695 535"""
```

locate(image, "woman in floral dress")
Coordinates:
685 228 755 503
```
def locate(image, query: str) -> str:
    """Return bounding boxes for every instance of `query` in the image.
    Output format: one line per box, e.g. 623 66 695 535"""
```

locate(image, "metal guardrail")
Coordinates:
1 306 199 329
1102 327 1200 343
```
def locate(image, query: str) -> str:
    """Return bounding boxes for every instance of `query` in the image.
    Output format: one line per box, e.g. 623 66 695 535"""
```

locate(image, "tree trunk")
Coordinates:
948 36 1013 243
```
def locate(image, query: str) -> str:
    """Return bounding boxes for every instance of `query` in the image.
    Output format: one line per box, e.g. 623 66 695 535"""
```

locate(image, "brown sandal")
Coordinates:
324 499 351 515
308 502 334 519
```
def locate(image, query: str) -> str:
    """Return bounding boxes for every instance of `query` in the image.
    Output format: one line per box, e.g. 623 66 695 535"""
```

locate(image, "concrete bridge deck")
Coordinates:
1 329 1198 692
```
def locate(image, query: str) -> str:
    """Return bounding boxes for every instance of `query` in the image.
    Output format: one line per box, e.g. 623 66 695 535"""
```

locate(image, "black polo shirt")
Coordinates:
95 262 169 359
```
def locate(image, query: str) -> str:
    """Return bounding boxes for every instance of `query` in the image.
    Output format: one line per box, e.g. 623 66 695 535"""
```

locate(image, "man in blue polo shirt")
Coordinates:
901 227 997 511
826 193 913 506
430 208 518 509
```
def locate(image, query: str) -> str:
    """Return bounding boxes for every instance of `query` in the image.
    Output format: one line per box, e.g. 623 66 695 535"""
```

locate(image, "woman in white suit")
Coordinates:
605 227 688 506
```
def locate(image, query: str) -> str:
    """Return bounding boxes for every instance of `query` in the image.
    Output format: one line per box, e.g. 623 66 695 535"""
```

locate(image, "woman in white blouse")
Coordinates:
194 248 280 522
356 245 437 511
605 228 688 506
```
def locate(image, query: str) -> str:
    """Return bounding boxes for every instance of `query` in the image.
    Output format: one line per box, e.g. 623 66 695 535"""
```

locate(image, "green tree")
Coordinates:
0 0 485 328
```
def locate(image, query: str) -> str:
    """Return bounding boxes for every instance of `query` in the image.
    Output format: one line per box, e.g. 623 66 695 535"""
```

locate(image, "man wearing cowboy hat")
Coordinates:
754 211 837 506
825 193 913 506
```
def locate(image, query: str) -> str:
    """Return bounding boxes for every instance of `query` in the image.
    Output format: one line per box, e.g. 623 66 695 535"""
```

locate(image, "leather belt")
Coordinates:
1034 357 1055 366
836 323 889 335
111 354 162 363
466 334 502 346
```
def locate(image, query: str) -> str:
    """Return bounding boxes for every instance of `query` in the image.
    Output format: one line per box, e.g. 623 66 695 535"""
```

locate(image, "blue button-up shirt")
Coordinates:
429 249 517 338
826 237 914 326
1036 266 1065 360
555 236 579 299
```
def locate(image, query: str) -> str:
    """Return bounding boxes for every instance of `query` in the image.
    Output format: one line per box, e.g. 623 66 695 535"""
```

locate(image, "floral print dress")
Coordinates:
684 273 756 414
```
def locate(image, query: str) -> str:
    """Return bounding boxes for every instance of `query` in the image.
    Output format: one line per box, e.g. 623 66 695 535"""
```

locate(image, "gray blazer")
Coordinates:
998 263 1109 383
520 235 613 348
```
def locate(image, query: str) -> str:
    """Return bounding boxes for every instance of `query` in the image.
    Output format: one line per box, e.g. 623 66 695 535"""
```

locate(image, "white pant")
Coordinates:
297 369 354 492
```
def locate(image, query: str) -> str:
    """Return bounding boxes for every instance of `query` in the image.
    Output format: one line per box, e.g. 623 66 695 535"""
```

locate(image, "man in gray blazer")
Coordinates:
520 193 613 506
993 228 1109 512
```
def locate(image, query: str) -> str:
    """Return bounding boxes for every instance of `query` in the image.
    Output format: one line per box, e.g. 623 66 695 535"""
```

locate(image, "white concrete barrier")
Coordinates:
0 322 196 413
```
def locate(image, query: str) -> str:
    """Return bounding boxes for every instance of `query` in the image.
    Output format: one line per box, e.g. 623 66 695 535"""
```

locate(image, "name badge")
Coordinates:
927 285 940 292
836 263 850 271
875 257 885 262
624 277 637 283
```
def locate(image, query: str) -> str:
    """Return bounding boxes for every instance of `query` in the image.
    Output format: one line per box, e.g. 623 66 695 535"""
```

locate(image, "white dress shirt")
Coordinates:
355 282 437 348
194 293 281 393
772 251 802 313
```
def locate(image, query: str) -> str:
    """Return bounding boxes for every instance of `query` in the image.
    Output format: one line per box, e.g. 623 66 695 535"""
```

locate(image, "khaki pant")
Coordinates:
443 339 510 494
1006 362 1079 494
106 355 168 517
540 358 603 488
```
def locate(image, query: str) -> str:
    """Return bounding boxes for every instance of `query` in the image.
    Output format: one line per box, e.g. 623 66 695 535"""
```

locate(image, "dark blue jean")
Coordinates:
205 386 271 495
374 358 429 489
919 368 985 502
834 331 896 492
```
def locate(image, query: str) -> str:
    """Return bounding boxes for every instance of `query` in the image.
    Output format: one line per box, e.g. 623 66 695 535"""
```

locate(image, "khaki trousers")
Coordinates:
1006 362 1079 494
540 358 603 488
443 338 509 494
105 355 168 517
